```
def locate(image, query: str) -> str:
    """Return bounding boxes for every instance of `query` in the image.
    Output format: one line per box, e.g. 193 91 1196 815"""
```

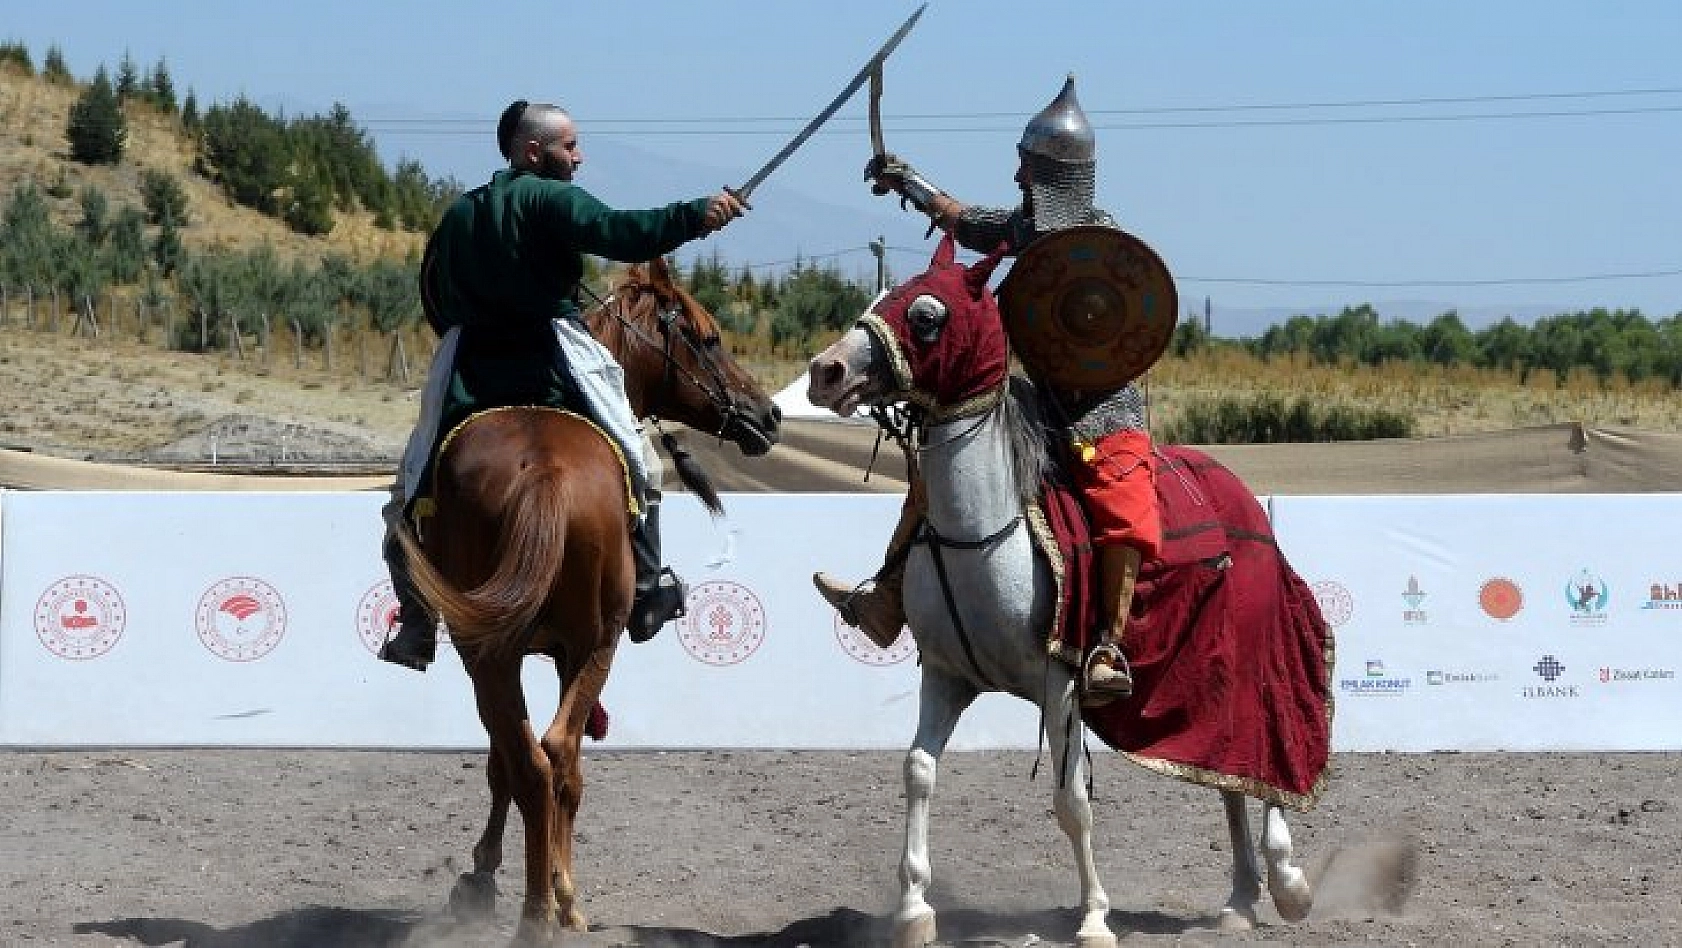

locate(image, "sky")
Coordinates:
9 1 1682 324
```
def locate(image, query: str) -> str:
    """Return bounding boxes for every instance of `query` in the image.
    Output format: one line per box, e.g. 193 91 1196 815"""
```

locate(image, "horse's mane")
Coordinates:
998 374 1055 506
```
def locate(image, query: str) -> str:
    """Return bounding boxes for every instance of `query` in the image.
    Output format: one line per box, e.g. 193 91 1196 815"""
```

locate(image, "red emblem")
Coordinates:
834 613 916 666
196 577 288 662
34 575 126 660
355 581 402 655
1311 580 1355 628
1479 577 1524 621
677 580 767 666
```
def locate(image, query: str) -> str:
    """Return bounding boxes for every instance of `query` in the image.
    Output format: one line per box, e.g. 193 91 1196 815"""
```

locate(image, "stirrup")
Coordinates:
1082 644 1133 704
628 567 688 644
379 614 437 672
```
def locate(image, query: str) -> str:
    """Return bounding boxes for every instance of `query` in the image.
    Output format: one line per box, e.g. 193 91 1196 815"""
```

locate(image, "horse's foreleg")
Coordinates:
895 670 975 948
1216 790 1263 931
1261 802 1313 922
541 645 614 933
1046 675 1114 948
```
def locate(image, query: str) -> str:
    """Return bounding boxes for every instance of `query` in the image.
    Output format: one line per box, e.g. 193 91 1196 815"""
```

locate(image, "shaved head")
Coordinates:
498 100 582 181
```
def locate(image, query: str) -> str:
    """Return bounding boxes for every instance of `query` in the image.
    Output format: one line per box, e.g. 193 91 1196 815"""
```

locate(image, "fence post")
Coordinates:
229 312 245 360
291 318 304 370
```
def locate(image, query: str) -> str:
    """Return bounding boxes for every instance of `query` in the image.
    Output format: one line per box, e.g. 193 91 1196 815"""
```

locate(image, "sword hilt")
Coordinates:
723 186 752 212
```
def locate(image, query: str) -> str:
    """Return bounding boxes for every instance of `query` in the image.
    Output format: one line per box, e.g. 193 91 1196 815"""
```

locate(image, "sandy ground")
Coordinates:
2 747 1679 947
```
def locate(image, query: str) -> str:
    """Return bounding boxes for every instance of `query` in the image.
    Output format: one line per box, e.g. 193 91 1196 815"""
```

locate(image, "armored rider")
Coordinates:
379 99 745 671
813 75 1159 703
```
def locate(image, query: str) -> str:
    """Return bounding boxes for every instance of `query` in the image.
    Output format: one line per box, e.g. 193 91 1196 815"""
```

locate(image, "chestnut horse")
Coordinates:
396 257 779 945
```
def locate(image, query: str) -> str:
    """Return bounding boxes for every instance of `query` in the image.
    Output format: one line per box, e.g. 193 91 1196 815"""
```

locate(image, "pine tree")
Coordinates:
152 212 184 277
42 45 70 84
148 58 177 113
181 88 199 130
139 168 189 225
65 66 127 164
115 51 140 102
77 186 110 246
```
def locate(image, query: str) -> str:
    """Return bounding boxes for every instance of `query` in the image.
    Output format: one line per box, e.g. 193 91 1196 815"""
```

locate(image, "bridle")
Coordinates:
580 283 773 453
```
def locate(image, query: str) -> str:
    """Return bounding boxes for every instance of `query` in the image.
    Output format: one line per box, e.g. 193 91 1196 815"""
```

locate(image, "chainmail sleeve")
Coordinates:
953 204 1019 255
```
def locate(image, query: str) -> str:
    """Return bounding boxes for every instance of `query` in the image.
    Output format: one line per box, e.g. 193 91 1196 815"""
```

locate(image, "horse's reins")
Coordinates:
579 284 773 454
865 386 1022 695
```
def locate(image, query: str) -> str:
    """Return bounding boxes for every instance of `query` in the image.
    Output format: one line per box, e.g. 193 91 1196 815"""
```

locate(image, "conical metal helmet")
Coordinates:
1018 74 1094 162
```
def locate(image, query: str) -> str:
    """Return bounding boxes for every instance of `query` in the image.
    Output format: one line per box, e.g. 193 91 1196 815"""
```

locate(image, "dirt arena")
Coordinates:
3 747 1679 947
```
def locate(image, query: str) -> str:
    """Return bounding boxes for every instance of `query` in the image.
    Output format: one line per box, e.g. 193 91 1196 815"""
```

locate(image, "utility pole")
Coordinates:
869 235 887 292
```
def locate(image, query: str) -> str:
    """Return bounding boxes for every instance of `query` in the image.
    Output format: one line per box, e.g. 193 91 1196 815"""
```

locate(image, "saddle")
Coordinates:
410 405 639 535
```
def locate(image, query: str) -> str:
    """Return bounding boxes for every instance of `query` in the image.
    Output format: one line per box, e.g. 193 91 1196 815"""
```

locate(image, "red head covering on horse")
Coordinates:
859 234 1010 420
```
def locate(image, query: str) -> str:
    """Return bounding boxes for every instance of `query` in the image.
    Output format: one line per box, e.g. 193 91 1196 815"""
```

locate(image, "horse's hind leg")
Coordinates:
470 661 562 945
895 669 976 948
1046 675 1114 948
449 741 509 922
540 645 615 933
1215 791 1263 931
1261 803 1313 922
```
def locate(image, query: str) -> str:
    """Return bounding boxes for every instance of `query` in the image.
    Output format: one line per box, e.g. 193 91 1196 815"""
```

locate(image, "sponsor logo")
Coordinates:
1339 658 1410 695
1478 577 1524 621
196 577 288 662
1311 580 1354 628
1598 666 1676 683
34 575 127 660
1523 654 1578 698
355 581 402 656
1426 669 1500 685
678 580 767 666
1564 569 1609 626
1641 582 1682 611
834 614 916 666
1401 575 1428 625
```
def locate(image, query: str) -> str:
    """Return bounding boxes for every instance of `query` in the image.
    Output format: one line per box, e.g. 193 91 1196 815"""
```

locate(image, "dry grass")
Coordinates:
0 65 424 263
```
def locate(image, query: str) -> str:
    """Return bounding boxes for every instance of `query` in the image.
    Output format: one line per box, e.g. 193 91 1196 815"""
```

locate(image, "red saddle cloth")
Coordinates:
1033 445 1334 811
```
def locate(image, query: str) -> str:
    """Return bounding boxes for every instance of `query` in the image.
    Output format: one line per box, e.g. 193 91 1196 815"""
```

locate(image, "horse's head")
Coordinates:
807 233 1010 421
591 257 780 457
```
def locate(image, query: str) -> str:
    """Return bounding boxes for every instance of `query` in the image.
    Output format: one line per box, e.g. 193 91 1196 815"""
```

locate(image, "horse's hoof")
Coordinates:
1075 928 1118 948
892 907 937 948
510 918 561 947
1216 905 1257 932
562 906 588 933
1269 866 1313 922
449 870 498 922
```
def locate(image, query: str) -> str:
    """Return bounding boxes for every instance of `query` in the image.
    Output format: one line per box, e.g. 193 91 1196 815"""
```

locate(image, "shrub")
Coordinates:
1161 392 1415 444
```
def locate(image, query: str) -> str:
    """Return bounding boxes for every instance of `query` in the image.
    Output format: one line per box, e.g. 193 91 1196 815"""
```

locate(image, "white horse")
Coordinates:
806 236 1333 948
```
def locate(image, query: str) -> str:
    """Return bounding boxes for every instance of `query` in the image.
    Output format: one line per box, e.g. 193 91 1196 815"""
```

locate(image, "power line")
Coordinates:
731 244 1682 288
357 85 1682 126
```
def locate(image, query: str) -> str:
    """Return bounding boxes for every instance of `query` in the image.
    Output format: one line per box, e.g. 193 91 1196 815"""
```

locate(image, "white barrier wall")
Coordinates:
0 490 1037 750
1270 494 1682 752
3 489 1681 751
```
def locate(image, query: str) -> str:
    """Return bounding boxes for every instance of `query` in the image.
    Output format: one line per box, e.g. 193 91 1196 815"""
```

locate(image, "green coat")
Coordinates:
421 168 710 436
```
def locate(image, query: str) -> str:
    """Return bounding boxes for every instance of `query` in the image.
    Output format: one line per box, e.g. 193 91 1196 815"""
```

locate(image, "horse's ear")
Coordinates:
965 242 1010 298
624 262 646 284
647 255 675 288
933 231 958 268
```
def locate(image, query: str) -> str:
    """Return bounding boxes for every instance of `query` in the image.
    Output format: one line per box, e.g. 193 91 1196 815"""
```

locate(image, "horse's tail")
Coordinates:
395 469 569 657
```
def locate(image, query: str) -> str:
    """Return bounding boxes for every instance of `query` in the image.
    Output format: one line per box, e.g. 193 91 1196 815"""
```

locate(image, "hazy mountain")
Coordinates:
561 140 1587 336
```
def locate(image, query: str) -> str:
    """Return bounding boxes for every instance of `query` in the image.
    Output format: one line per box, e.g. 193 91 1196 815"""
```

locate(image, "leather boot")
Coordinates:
377 528 438 672
627 504 687 643
1083 544 1143 705
814 562 906 649
812 492 919 649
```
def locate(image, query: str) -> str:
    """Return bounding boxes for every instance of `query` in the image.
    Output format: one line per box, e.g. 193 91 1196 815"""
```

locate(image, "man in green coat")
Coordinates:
379 99 744 671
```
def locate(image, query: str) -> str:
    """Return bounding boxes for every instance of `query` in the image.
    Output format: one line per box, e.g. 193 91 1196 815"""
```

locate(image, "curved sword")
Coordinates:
728 3 926 207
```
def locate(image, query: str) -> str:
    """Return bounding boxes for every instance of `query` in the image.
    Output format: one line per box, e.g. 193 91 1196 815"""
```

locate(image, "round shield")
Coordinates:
997 225 1178 391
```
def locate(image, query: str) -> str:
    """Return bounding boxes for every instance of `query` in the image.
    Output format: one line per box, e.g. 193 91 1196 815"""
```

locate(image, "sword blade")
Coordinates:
733 3 925 202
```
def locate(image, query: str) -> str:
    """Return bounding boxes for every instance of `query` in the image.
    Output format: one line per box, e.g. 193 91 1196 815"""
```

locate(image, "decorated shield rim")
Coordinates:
997 225 1179 390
